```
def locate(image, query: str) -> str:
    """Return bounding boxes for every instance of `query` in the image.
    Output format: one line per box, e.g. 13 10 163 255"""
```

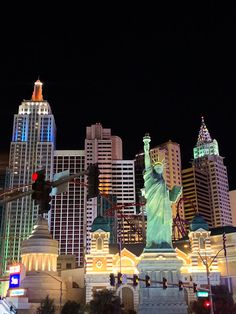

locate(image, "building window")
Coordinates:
97 237 103 250
199 237 205 249
66 263 72 269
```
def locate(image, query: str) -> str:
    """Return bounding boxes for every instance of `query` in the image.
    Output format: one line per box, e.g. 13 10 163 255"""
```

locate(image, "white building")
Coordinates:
51 150 86 266
2 80 56 272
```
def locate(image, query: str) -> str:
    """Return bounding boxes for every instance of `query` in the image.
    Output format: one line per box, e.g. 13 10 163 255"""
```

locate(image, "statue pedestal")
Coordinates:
137 249 188 314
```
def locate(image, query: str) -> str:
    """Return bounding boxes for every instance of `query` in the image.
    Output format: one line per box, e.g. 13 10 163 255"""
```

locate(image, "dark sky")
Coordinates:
0 7 236 189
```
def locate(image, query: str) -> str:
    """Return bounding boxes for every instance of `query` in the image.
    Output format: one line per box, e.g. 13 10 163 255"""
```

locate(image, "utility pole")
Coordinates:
223 232 231 293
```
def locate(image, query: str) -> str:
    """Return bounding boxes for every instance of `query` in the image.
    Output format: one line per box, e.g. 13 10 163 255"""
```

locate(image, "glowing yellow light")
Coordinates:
9 265 21 274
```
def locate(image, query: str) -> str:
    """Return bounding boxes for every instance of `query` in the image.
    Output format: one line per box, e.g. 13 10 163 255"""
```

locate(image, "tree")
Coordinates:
87 288 122 314
61 300 81 314
212 285 236 314
36 295 55 314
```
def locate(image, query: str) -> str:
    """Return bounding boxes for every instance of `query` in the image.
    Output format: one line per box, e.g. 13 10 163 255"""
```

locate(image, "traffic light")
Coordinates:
162 277 167 289
133 274 139 287
32 169 46 204
145 275 151 287
40 181 52 214
203 299 211 309
117 272 122 285
223 232 227 257
87 163 100 200
178 280 183 291
110 273 115 286
193 283 197 293
32 169 52 214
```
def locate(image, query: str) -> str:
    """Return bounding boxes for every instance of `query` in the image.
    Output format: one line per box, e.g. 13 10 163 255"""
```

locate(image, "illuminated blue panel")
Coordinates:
40 117 54 142
21 119 28 142
47 123 51 142
13 129 18 142
9 273 20 288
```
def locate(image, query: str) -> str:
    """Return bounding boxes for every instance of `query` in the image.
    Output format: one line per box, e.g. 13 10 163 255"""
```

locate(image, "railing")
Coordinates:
0 297 17 314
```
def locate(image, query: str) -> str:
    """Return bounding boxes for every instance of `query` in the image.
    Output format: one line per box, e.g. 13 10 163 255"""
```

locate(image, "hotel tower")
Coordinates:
85 123 136 250
182 117 232 227
1 80 56 272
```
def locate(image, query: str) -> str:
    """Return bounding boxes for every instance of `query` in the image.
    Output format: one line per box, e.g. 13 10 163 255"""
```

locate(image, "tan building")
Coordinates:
229 190 236 226
150 140 184 221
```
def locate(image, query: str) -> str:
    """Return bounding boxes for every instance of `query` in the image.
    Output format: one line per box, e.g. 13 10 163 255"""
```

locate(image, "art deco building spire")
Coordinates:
194 116 219 159
196 116 212 146
31 79 43 101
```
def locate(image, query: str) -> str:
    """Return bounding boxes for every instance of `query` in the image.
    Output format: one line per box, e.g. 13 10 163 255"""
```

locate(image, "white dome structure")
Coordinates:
19 216 66 308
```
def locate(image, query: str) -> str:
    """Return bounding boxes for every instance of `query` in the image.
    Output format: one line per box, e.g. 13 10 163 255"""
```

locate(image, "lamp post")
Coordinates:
198 245 233 314
36 271 62 313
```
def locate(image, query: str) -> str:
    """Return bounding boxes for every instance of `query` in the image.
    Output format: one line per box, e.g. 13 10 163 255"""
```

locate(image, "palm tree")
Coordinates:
87 288 122 314
36 295 55 314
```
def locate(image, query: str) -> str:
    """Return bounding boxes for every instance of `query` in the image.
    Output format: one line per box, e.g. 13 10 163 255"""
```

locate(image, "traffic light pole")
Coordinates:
51 169 89 188
0 169 89 205
0 190 33 205
198 245 234 314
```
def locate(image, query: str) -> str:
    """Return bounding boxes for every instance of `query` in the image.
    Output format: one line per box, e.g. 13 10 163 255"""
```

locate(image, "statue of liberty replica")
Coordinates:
143 133 182 250
137 134 187 314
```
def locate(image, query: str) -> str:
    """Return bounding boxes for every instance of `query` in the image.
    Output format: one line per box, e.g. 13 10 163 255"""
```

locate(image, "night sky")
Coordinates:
0 8 236 189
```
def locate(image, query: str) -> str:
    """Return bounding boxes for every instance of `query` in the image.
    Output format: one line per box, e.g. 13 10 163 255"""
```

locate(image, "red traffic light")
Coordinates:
32 172 38 181
203 300 211 308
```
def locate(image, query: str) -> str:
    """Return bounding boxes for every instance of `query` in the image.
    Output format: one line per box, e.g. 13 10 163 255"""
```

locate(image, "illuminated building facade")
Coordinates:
0 155 8 274
111 160 136 243
182 166 211 225
1 80 56 272
85 213 236 311
229 190 236 226
85 123 136 250
183 117 232 228
51 150 85 267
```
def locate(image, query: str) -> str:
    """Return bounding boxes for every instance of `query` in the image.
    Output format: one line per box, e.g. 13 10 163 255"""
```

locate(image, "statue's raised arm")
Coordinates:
143 133 151 171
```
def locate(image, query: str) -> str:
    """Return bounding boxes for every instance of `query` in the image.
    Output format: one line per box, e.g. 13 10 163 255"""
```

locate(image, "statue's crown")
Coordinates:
152 157 165 166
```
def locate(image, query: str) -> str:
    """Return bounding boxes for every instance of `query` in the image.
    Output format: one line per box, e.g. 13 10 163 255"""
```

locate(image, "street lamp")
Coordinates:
198 245 233 314
36 271 62 313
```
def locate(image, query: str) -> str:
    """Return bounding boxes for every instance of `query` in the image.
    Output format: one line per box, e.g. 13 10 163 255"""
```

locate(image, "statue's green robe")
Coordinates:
144 166 181 249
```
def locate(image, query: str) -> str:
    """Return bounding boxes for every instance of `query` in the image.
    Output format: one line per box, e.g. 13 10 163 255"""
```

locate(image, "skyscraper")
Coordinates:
182 166 211 224
85 123 136 250
1 80 56 272
0 153 8 274
183 117 232 228
111 160 136 243
51 150 85 266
